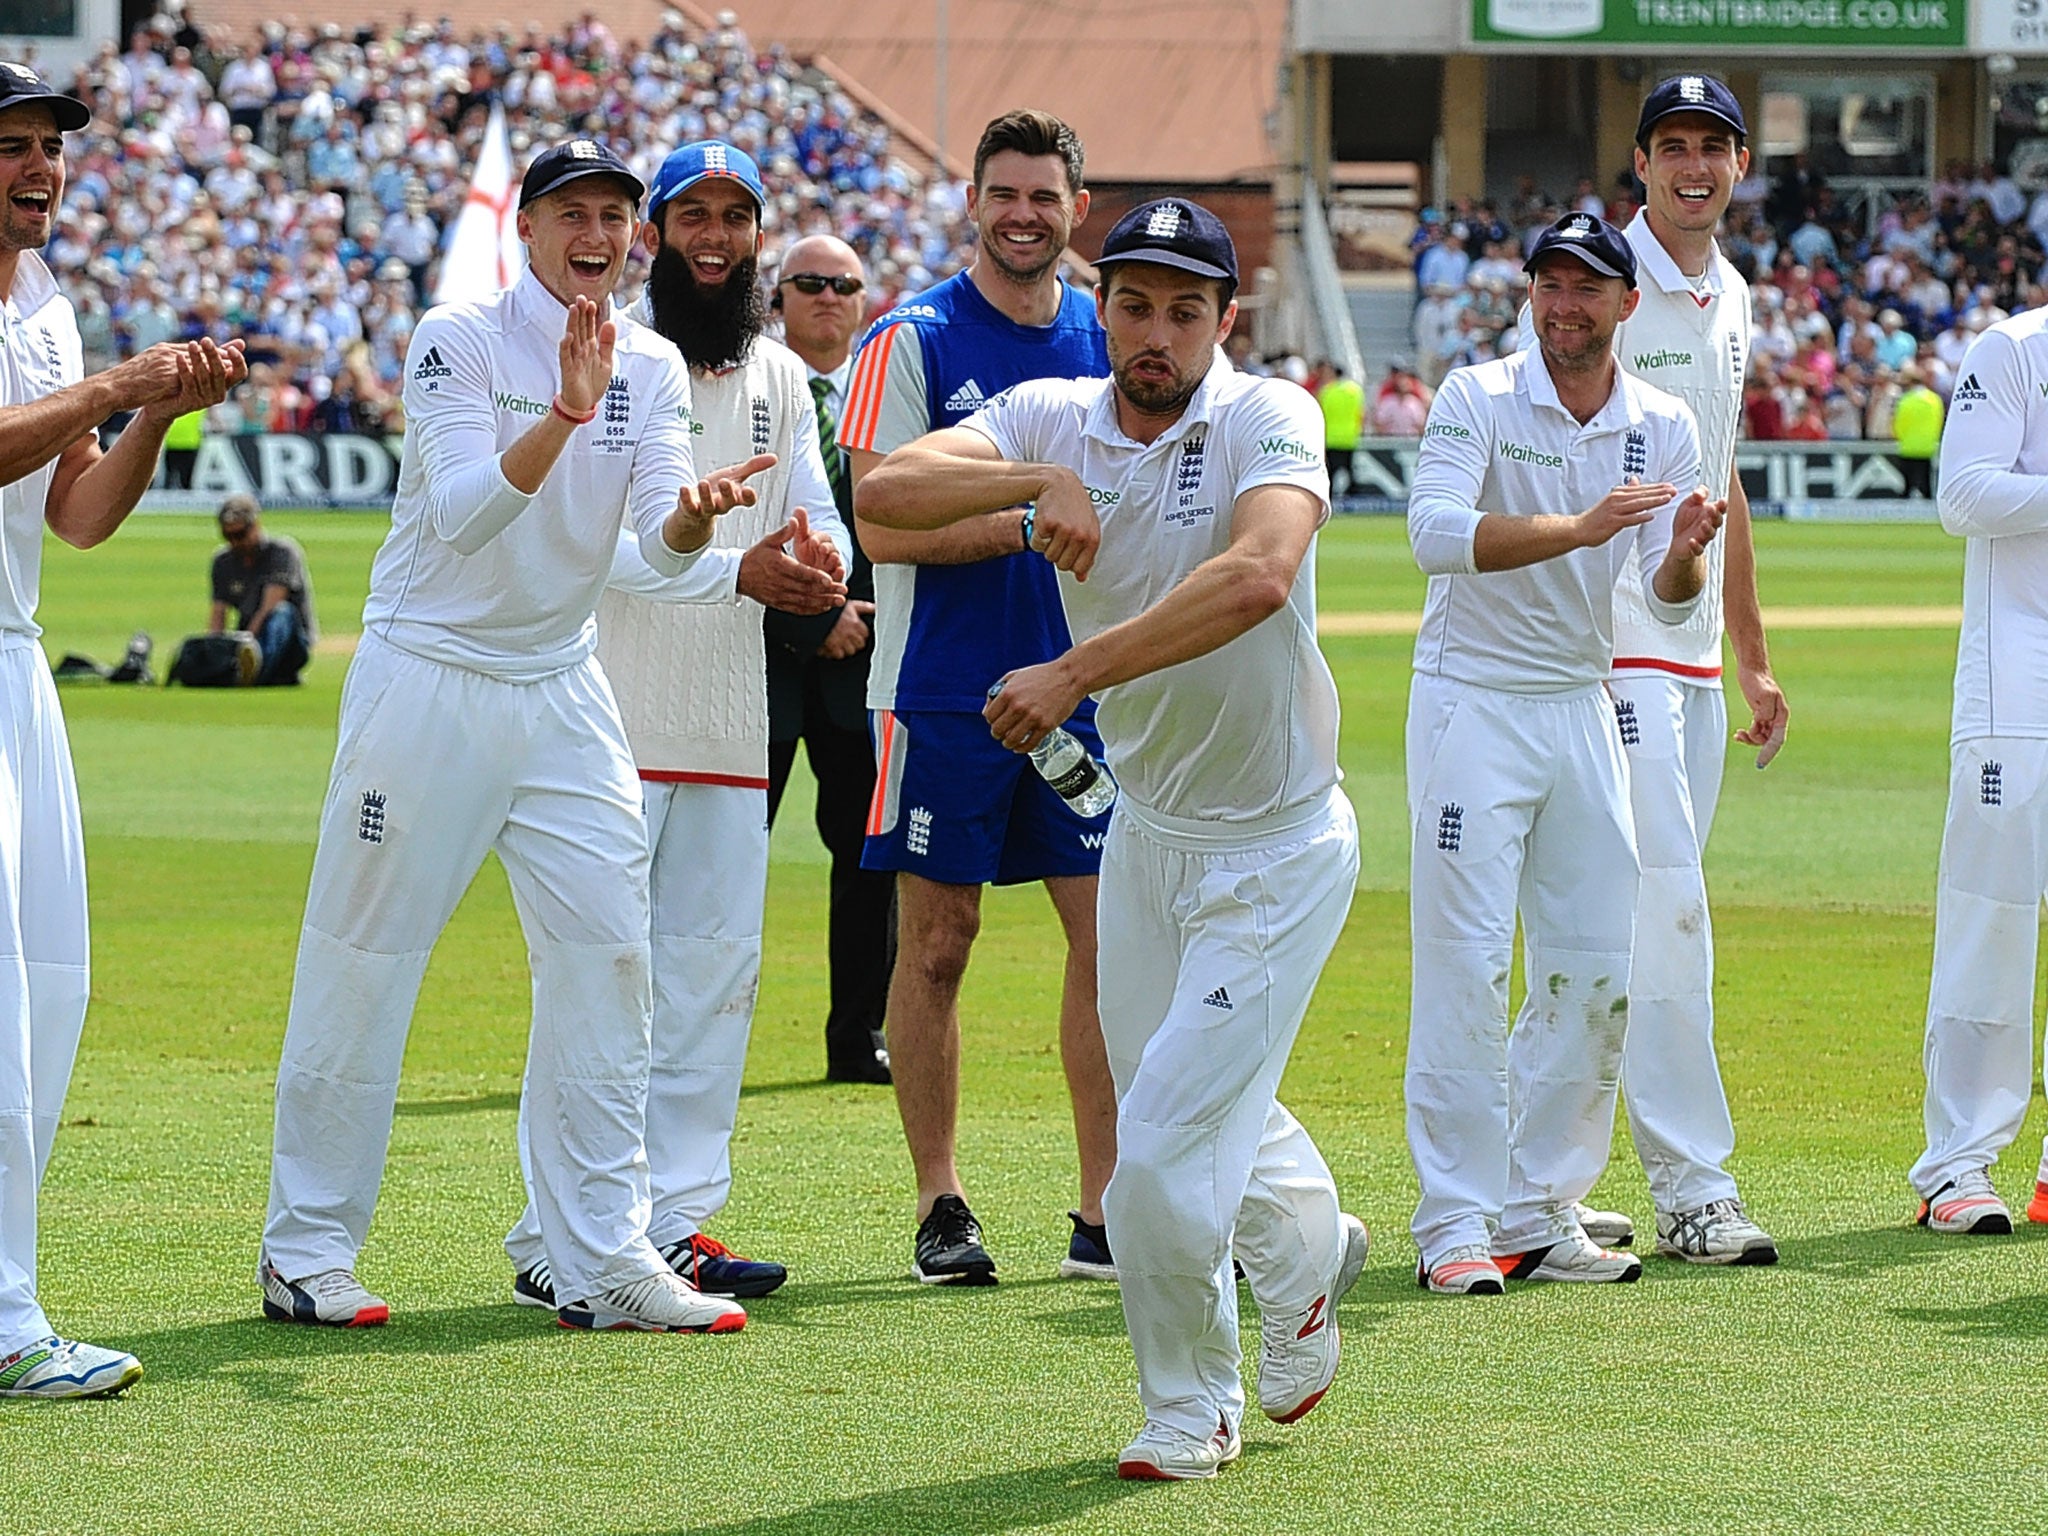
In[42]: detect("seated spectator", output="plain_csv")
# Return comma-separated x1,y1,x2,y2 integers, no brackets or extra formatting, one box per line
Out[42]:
209,495,315,686
1371,359,1432,436
1874,310,1918,371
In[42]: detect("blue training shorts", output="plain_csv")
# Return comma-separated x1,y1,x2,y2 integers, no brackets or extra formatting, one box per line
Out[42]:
862,708,1109,885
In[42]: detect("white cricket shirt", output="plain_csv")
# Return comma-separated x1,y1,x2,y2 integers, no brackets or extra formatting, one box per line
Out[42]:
362,270,699,681
597,318,849,783
1408,346,1704,696
1514,213,1748,682
965,358,1338,826
1939,307,2048,742
0,253,83,644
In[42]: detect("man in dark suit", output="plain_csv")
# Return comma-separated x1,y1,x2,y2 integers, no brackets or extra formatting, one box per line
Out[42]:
768,235,893,1084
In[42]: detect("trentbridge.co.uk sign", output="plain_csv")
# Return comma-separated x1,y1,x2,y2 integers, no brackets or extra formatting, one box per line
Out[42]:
1471,0,1968,48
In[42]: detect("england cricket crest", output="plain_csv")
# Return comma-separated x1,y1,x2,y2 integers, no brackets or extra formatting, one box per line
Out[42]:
751,395,772,456
1621,428,1648,481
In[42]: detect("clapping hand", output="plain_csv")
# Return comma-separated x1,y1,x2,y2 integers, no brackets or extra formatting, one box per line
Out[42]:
557,297,616,418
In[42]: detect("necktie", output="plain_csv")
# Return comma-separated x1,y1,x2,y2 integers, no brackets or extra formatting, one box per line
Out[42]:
811,375,850,510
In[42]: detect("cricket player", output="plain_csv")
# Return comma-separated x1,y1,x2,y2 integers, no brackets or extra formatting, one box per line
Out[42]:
860,198,1367,1481
503,140,850,1310
1514,75,1787,1265
0,61,247,1398
1407,213,1724,1296
260,138,775,1335
843,109,1118,1286
1909,304,2048,1235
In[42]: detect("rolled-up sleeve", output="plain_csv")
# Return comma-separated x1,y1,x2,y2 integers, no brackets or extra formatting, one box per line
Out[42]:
1939,331,2048,539
1407,374,1489,575
401,316,533,556
1636,406,1705,626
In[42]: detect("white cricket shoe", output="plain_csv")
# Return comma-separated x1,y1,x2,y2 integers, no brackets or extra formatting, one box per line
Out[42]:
1656,1199,1779,1265
259,1257,389,1326
1496,1230,1641,1284
556,1269,746,1333
1573,1200,1636,1248
1416,1242,1505,1296
1256,1213,1368,1424
1917,1169,2013,1235
1117,1415,1239,1481
0,1336,143,1399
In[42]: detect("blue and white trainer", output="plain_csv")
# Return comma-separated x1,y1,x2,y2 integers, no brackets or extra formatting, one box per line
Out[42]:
259,1257,389,1326
661,1233,787,1299
557,1270,746,1333
0,1336,143,1399
512,1259,556,1310
1058,1211,1116,1281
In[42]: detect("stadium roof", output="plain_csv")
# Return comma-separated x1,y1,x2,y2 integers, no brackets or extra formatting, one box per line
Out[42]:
694,0,1289,185
206,0,1289,186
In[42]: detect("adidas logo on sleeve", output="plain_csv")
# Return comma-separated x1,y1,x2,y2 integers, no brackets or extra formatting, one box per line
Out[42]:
1200,986,1234,1011
943,379,986,415
412,344,452,381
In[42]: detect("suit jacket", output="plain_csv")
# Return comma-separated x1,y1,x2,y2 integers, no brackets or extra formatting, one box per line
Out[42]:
765,431,872,740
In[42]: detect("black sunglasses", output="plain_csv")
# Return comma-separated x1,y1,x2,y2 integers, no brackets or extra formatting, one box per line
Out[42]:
780,273,865,296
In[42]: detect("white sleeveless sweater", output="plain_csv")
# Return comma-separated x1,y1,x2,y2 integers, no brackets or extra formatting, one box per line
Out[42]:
597,332,814,782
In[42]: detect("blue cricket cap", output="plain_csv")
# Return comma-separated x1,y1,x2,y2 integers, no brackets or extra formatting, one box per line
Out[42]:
1523,212,1638,288
1637,74,1747,144
647,140,766,219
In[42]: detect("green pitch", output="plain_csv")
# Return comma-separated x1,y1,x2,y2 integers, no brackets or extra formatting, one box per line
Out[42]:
7,516,2046,1535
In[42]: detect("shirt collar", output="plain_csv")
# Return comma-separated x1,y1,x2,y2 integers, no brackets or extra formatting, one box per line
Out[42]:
1520,343,1643,432
1,251,60,323
1626,210,1722,299
1080,351,1224,448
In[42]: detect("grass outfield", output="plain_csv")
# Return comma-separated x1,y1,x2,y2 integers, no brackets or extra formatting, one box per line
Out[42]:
8,515,2047,1535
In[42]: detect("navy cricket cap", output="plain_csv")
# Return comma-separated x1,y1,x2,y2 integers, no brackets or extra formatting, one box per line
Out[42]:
1636,74,1747,144
1095,198,1238,286
0,60,91,131
518,136,645,211
1523,212,1638,288
647,140,766,219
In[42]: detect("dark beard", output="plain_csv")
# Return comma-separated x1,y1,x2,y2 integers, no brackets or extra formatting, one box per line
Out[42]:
646,245,765,371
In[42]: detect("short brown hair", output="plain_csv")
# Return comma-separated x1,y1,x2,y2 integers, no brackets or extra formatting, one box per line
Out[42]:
973,109,1084,195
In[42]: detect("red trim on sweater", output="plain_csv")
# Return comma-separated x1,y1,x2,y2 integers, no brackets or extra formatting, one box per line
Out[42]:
1611,656,1723,679
638,770,771,788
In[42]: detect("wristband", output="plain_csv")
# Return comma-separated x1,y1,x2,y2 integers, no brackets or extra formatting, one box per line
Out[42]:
1020,507,1036,552
552,394,598,426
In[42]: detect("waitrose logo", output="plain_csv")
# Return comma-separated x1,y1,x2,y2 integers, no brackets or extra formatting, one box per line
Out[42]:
1499,439,1564,468
494,391,548,416
1633,348,1694,370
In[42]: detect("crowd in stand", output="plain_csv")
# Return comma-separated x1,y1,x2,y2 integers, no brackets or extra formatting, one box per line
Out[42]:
32,3,973,437
1393,160,2048,443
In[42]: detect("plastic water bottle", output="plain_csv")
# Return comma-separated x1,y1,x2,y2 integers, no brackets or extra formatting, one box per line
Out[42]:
1027,727,1117,817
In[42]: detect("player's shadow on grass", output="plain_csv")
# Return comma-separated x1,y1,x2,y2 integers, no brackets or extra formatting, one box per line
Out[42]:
624,1456,1162,1536
113,1304,545,1400
1775,1221,2048,1275
745,1273,1075,1329
1894,1293,2048,1338
394,1090,520,1116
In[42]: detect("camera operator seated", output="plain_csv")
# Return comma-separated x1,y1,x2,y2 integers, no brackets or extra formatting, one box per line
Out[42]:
208,494,316,686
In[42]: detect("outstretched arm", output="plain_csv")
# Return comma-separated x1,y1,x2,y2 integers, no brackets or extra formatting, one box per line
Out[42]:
983,484,1322,751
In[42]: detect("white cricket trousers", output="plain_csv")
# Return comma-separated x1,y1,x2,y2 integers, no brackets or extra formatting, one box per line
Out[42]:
1404,673,1640,1266
0,645,90,1354
1099,787,1356,1441
1912,737,2048,1196
264,636,670,1303
1609,674,1739,1212
507,779,766,1270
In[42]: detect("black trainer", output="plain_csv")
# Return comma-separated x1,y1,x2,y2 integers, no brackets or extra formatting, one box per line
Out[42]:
826,1026,892,1085
912,1194,998,1286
